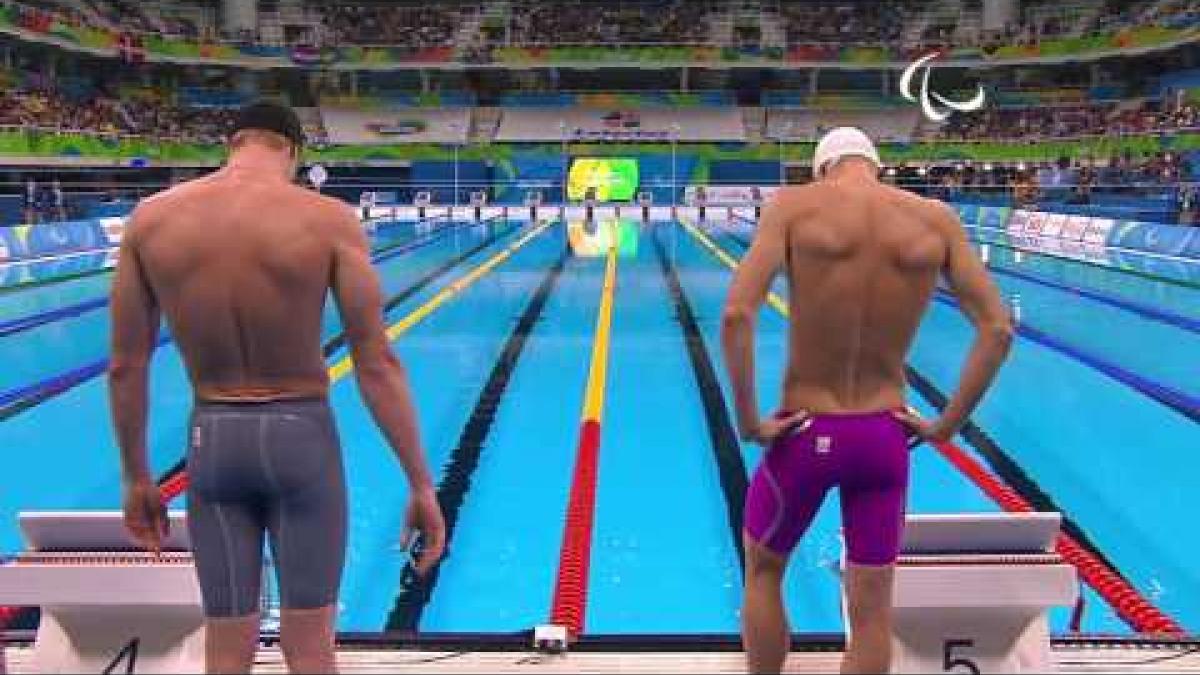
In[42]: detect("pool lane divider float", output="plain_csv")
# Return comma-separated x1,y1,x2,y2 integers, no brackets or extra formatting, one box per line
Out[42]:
157,219,555,503
929,293,1200,424
549,231,619,638
719,230,1200,425
386,251,571,632
0,220,527,423
973,233,1200,292
903,368,1185,636
985,262,1200,334
651,230,750,572
680,219,1184,636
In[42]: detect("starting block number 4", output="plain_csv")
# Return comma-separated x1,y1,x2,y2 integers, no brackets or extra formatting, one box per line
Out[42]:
32,608,205,674
102,639,140,675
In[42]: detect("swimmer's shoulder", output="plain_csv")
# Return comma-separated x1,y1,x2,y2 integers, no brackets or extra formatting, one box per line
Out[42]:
913,194,965,239
291,189,363,244
122,181,198,247
763,184,823,220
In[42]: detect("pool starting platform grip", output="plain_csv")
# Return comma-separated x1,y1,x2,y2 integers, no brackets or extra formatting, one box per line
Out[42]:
845,513,1078,674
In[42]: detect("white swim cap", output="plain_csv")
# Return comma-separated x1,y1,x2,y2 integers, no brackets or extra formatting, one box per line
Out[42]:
812,127,881,179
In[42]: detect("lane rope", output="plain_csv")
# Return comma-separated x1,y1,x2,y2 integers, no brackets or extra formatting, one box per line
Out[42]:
549,230,619,638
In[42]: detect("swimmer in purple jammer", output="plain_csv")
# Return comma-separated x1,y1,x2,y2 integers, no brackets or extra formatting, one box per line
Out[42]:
722,127,1014,674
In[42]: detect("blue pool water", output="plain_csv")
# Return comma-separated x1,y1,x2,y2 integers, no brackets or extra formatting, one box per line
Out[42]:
0,216,1196,637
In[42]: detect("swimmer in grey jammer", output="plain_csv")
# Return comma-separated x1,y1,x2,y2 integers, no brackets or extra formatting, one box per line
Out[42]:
723,127,1013,674
109,101,446,674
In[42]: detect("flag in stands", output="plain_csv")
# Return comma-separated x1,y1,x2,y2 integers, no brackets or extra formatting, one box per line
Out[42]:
117,33,144,64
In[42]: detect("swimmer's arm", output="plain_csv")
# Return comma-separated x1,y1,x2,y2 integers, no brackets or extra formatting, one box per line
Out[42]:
328,207,433,492
722,201,787,441
933,204,1014,439
108,212,159,484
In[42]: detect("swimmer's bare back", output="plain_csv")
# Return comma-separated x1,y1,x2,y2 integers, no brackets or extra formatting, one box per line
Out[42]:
725,166,1011,431
111,168,361,402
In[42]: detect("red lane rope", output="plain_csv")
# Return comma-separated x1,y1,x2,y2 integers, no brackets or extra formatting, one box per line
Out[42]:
549,419,602,637
934,439,1184,635
158,471,188,503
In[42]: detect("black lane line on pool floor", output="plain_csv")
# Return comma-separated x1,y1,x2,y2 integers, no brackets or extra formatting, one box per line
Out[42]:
652,230,750,573
153,222,525,488
715,230,1135,593
386,249,571,633
0,222,524,426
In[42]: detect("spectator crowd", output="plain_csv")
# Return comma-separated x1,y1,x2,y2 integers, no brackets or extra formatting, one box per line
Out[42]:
938,99,1200,141
0,84,237,144
508,1,712,45
319,4,465,51
4,0,1199,56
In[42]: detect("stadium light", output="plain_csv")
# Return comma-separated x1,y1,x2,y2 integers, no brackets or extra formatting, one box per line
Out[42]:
779,121,794,186
670,123,681,204
559,119,568,206
449,121,463,210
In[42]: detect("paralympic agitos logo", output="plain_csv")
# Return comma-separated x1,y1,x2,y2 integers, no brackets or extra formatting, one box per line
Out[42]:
900,52,987,122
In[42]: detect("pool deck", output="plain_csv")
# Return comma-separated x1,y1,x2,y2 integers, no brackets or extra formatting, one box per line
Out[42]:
5,643,1200,673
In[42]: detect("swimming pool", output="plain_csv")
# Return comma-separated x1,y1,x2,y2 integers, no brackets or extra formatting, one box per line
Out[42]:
0,215,1195,638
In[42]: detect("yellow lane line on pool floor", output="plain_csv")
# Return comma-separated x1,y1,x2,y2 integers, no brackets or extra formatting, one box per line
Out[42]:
327,220,555,382
582,238,619,422
679,218,789,316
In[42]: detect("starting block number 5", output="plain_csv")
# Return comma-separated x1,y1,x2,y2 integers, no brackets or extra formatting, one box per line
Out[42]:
943,640,981,674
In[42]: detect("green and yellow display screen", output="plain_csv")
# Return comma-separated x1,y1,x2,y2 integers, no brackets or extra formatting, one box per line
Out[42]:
567,219,640,258
567,158,639,202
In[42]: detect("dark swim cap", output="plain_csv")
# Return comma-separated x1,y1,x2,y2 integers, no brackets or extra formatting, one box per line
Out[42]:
231,100,305,149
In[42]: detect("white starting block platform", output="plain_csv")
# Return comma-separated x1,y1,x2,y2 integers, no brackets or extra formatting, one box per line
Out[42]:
844,513,1079,674
0,511,204,674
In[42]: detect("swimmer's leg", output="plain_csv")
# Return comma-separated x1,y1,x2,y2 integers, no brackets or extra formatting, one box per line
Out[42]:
839,417,908,675
263,402,347,674
279,606,337,674
188,492,265,673
741,428,830,674
841,564,896,675
742,537,790,674
187,411,268,674
203,615,260,675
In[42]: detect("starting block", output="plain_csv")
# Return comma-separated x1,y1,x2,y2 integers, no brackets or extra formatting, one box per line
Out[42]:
844,513,1078,674
0,511,204,674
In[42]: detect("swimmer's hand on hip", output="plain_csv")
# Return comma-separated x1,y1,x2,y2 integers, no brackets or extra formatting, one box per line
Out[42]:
123,477,168,558
892,407,954,448
742,411,812,447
